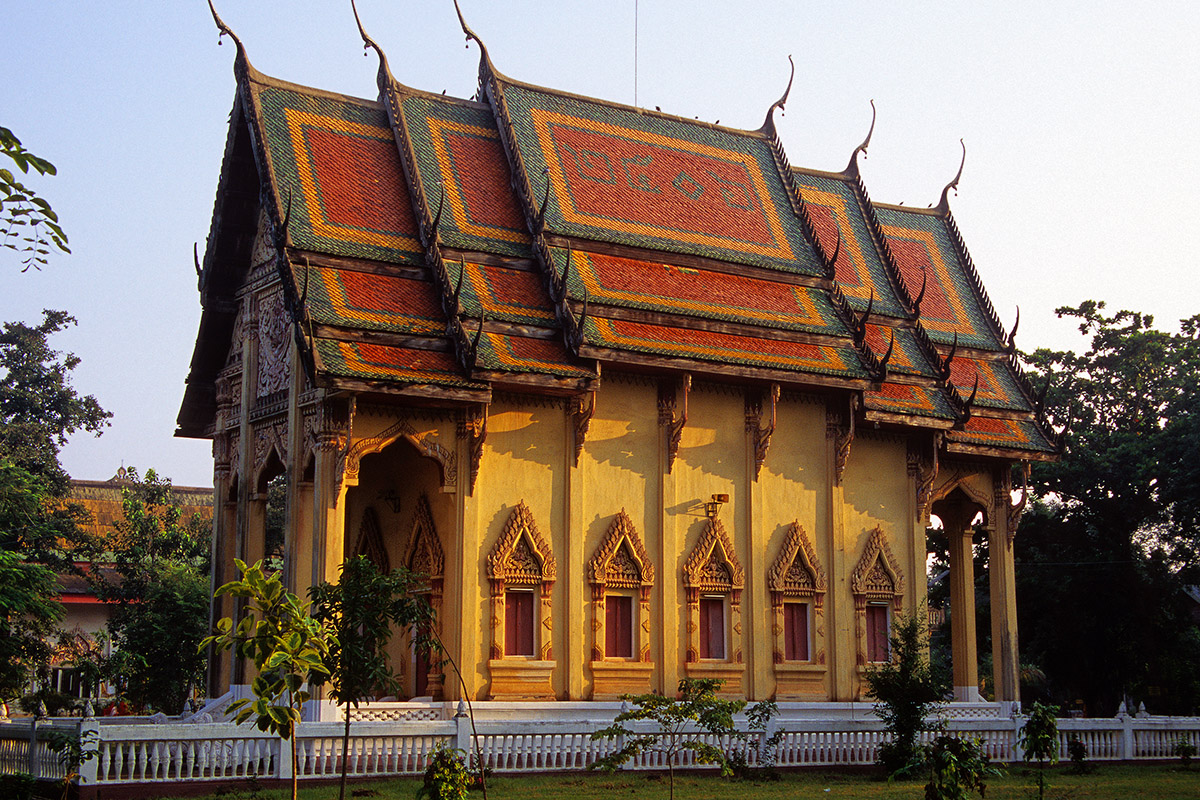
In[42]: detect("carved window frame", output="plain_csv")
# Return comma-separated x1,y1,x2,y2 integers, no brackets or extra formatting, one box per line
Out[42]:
682,518,744,665
587,510,655,663
487,502,556,661
767,522,827,665
353,506,391,572
401,494,445,698
850,527,905,667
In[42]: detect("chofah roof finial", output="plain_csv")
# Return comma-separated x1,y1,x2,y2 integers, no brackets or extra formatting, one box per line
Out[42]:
351,0,396,92
207,1,257,78
846,99,876,174
760,55,794,133
938,138,966,211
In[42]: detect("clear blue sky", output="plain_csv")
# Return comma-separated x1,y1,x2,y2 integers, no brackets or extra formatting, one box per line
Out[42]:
4,1,1198,487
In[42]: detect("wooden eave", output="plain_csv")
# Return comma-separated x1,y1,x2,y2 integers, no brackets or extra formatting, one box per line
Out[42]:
576,344,875,392
862,409,957,430
581,304,865,351
320,376,491,405
943,440,1058,462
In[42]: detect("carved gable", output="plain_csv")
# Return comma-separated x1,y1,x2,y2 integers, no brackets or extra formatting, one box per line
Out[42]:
354,506,390,572
487,501,555,587
768,522,827,599
851,527,904,607
402,493,444,582
683,518,744,595
587,510,654,590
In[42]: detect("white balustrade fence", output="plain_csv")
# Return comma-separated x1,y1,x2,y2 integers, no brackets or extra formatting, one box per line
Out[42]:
2,710,1198,791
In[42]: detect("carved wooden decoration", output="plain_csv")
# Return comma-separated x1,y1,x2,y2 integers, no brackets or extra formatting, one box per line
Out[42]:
571,391,596,467
826,396,856,486
256,288,290,399
344,419,457,493
315,398,352,500
851,527,905,666
908,435,940,523
402,494,445,698
462,404,487,495
768,522,828,666
587,510,655,663
998,462,1030,545
745,383,780,481
353,506,390,572
682,517,744,663
659,374,690,474
252,422,287,487
487,502,556,661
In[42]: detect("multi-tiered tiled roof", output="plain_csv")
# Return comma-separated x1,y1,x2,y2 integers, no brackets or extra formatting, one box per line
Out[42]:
177,4,1059,460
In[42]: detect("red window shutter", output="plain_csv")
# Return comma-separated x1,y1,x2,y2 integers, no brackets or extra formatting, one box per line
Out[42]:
700,597,725,660
784,602,809,661
606,595,633,658
866,605,889,662
414,645,429,697
505,591,535,656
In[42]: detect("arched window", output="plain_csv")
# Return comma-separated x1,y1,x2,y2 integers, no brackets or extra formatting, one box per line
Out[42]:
586,510,656,698
487,502,556,661
768,522,826,664
682,518,744,669
851,528,905,667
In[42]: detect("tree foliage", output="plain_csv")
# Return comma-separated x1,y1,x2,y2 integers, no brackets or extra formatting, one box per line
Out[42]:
591,678,779,800
204,559,330,800
89,467,210,714
865,612,944,776
1,126,69,271
0,310,110,496
1019,302,1200,714
0,310,106,698
309,556,436,800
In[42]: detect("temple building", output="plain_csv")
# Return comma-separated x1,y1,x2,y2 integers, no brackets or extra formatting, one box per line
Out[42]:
178,5,1059,708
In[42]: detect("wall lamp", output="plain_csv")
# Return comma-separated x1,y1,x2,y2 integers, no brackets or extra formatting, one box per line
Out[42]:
704,493,730,519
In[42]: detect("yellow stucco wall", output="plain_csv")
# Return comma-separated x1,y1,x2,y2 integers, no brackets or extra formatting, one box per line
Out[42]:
331,378,950,703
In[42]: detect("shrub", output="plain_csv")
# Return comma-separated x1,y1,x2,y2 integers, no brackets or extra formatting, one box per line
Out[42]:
0,773,36,800
1067,734,1089,773
865,612,944,776
924,735,997,800
1173,736,1196,769
417,745,471,800
1019,702,1059,800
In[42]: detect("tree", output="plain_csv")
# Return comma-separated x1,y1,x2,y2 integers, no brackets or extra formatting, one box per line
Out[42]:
89,467,211,714
0,310,110,497
1019,702,1059,800
865,611,945,776
308,556,436,800
204,559,331,800
0,548,62,699
591,678,779,800
1,126,69,271
0,311,108,698
1019,302,1200,714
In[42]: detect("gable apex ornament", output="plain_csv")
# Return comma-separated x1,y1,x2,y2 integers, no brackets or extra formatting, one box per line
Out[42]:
487,501,556,585
850,527,904,608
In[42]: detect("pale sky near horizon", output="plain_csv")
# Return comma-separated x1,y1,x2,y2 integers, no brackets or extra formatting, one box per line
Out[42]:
3,1,1198,488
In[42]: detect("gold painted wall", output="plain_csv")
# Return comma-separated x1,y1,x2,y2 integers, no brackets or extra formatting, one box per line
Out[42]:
339,377,949,703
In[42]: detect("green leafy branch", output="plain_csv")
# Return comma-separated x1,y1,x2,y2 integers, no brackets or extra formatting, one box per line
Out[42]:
1,126,69,271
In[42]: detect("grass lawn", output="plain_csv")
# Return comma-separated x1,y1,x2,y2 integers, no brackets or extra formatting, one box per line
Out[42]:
144,763,1200,800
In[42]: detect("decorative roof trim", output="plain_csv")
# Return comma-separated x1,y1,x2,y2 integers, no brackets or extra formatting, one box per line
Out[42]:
844,99,876,176
936,138,967,213
759,55,794,134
